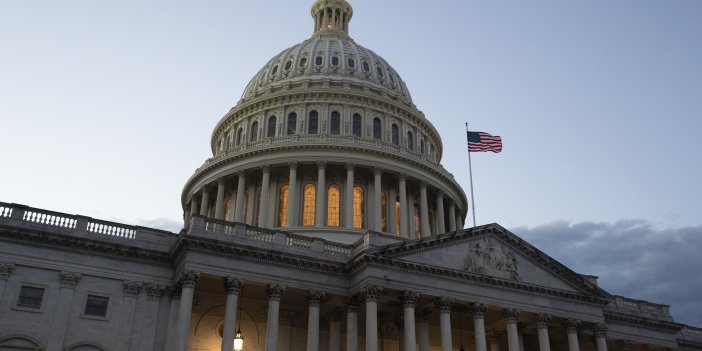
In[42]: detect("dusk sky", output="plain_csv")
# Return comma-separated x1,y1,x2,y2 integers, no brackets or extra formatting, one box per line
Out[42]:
1,1,701,326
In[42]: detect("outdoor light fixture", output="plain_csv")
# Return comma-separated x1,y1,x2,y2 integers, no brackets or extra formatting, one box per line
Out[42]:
233,286,244,351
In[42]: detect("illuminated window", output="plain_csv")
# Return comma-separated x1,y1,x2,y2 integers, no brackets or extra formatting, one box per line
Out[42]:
250,122,259,142
267,116,277,137
287,112,297,135
303,184,316,226
308,110,319,134
237,128,244,145
381,191,387,232
352,114,362,137
327,185,341,226
391,124,399,145
353,186,364,228
395,199,401,236
279,185,289,227
373,118,382,140
224,198,232,221
414,203,421,238
243,192,249,223
407,131,414,150
330,111,341,135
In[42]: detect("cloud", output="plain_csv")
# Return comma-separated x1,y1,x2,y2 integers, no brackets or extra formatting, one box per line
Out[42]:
136,217,183,233
511,220,702,327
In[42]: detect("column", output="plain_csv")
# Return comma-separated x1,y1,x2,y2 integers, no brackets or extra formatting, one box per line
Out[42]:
408,194,416,238
402,291,419,351
419,183,430,237
566,319,580,351
215,178,226,219
362,285,383,351
448,203,456,232
456,212,463,229
315,161,327,226
140,284,166,351
418,308,430,351
436,192,445,234
234,172,246,222
199,188,210,216
345,163,355,228
398,175,408,237
306,290,326,351
0,262,15,300
374,168,382,231
164,285,181,351
47,271,81,351
175,271,200,351
222,277,244,351
619,340,631,351
388,187,397,235
489,332,502,351
535,314,551,351
329,308,342,351
265,284,286,351
503,308,520,351
472,303,488,351
189,198,198,221
259,166,271,227
227,189,236,221
287,163,298,227
346,296,360,351
437,297,453,351
594,324,608,351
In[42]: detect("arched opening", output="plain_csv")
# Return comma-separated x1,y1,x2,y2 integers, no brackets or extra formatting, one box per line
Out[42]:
381,191,387,232
0,336,42,351
308,111,319,134
373,118,382,140
287,112,297,135
278,185,289,227
352,113,362,137
420,139,425,154
224,198,232,222
327,184,341,227
302,184,316,226
391,124,399,145
407,131,414,150
267,116,277,137
395,197,401,236
353,186,364,228
250,122,259,142
237,128,244,146
330,111,341,135
413,203,421,238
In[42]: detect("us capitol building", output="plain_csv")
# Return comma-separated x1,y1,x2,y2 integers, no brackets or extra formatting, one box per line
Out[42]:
0,1,700,351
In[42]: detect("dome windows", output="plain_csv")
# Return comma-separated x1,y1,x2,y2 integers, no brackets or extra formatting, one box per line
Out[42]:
299,57,308,67
330,111,341,135
331,56,339,66
250,122,259,142
407,131,414,150
347,58,355,68
271,65,279,75
362,61,370,72
284,60,292,71
315,56,323,65
267,116,277,137
376,66,384,78
352,113,362,137
373,118,382,140
237,128,244,146
391,124,399,145
308,110,319,134
287,112,297,135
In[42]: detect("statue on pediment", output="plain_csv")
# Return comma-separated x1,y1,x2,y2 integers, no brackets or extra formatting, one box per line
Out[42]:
465,238,520,281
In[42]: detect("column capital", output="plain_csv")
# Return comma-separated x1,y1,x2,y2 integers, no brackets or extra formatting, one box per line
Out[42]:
288,161,298,170
420,181,427,189
400,290,419,307
595,323,608,337
0,262,15,280
236,169,248,177
261,164,271,173
317,160,327,169
501,308,519,322
60,271,81,289
218,177,226,185
472,302,488,319
167,284,182,300
361,284,383,302
345,294,361,312
535,313,551,329
266,284,286,301
374,167,383,175
123,280,143,297
417,307,431,322
619,339,632,351
436,296,454,313
223,277,244,295
345,162,355,171
306,290,326,306
565,318,580,333
177,270,200,289
145,283,166,300
399,173,407,181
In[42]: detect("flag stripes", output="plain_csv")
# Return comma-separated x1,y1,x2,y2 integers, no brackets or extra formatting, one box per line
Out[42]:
467,131,502,153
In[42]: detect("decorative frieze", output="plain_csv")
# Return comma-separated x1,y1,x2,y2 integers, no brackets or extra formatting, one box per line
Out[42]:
223,277,244,295
123,280,143,297
401,290,419,308
0,262,15,280
465,237,519,281
60,271,81,289
306,290,326,306
266,284,286,301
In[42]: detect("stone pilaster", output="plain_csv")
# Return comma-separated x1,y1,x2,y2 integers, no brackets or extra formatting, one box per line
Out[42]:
47,271,81,351
140,283,166,351
306,290,326,351
594,323,608,351
346,295,360,351
401,291,419,351
362,285,383,351
0,262,14,300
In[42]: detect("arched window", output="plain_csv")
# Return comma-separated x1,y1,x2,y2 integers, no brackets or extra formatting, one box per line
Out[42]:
279,185,289,227
353,186,364,228
407,131,414,150
224,198,232,222
381,191,387,232
287,112,297,135
327,184,341,227
302,184,316,226
414,203,421,238
243,192,249,224
330,111,341,135
250,122,259,142
308,110,319,134
267,116,277,137
237,128,244,146
391,124,399,145
352,113,362,137
373,118,382,140
395,198,401,236
420,139,425,154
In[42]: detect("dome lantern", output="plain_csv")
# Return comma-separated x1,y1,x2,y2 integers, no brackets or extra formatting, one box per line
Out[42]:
311,0,353,37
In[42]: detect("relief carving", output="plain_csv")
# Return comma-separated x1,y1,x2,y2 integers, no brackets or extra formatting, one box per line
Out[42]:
465,238,520,281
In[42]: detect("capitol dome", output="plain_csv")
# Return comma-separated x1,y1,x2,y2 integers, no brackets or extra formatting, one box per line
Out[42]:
182,0,468,243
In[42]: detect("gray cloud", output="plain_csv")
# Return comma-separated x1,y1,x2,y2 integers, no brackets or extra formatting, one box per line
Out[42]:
511,220,702,327
136,217,183,233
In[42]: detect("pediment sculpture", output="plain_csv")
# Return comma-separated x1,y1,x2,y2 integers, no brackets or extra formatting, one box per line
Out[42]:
465,238,520,281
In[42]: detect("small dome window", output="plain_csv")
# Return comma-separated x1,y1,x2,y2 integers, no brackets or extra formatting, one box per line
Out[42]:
362,61,370,72
284,60,292,70
271,65,279,75
331,56,339,66
347,58,355,68
389,73,395,84
315,56,323,65
299,57,308,67
376,66,384,78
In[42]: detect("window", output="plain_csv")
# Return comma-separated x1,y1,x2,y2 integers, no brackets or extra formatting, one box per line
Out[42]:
315,56,323,65
224,198,232,221
237,128,244,146
347,58,355,68
414,203,421,238
407,131,414,150
420,139,425,154
284,60,292,70
250,122,259,142
299,57,308,67
271,65,278,75
353,186,364,228
330,111,341,135
243,192,249,223
308,110,319,134
376,66,384,77
363,61,370,72
327,185,340,227
389,73,396,84
395,199,401,236
267,116,277,137
17,286,44,309
381,191,387,232
287,112,297,135
331,56,339,66
84,295,109,317
279,185,289,227
391,124,399,145
302,184,316,226
352,113,362,137
373,118,382,140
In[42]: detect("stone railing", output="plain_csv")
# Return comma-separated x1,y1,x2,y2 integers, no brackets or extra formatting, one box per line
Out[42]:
609,295,673,321
0,202,174,249
681,326,702,340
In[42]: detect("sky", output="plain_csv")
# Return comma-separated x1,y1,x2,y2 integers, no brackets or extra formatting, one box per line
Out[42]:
1,1,701,326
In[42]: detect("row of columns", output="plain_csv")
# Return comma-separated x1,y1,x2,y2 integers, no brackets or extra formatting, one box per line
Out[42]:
190,162,465,236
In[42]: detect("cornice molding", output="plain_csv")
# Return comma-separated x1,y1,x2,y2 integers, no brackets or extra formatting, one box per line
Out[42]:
603,310,684,332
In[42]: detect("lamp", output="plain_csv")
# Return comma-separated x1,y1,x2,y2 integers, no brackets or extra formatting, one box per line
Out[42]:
233,286,244,351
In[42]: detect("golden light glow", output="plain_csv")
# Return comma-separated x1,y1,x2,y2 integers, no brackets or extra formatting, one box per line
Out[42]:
279,185,289,227
224,198,232,222
381,191,387,232
327,185,340,227
302,184,316,226
395,200,401,236
353,186,364,229
413,204,421,238
243,192,249,223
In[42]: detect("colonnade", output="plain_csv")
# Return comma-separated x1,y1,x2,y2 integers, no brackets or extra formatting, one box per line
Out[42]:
170,272,619,351
186,162,465,238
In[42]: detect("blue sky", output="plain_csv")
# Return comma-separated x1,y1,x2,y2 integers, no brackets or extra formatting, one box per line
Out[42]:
1,1,701,325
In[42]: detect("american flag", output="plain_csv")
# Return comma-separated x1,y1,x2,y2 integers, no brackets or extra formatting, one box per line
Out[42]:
467,131,502,153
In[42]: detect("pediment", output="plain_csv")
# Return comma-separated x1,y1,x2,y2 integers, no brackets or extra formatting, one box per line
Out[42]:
370,224,602,296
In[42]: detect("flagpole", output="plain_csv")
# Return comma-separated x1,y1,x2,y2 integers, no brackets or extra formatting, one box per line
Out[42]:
465,123,477,227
